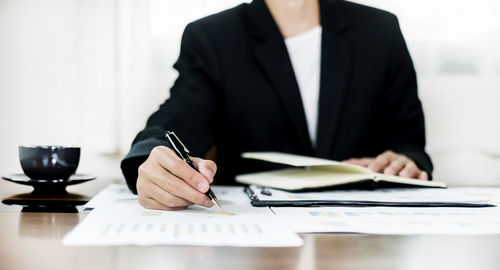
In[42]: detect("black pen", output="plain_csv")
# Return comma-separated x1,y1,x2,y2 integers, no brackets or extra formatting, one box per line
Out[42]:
165,131,221,209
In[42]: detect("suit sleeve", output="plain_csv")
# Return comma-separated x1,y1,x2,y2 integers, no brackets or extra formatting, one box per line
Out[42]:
120,22,221,193
381,16,434,177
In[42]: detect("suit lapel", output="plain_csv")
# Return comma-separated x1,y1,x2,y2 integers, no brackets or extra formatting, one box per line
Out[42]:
245,0,351,157
253,41,314,155
316,0,352,158
247,0,313,155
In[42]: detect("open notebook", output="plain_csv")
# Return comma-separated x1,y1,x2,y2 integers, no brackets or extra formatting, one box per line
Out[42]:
236,152,446,191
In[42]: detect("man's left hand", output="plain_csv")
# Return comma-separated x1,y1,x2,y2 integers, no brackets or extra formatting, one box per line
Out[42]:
343,150,428,180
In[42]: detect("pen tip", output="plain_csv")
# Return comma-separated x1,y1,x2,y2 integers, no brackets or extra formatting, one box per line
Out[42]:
213,198,222,209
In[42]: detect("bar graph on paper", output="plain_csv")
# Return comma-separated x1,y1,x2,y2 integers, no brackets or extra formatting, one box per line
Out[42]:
272,207,500,234
97,208,264,238
98,220,264,239
63,186,303,247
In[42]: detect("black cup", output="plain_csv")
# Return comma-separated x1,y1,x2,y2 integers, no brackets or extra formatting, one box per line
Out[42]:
19,146,80,180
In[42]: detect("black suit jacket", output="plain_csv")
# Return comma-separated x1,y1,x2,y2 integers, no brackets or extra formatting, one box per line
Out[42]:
121,0,433,193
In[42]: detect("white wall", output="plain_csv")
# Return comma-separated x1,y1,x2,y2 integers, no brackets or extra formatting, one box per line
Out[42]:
0,0,499,185
0,0,117,174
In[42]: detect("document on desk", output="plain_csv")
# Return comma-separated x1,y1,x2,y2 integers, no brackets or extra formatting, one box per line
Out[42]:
452,187,500,205
63,185,303,247
247,185,494,207
271,206,500,234
83,183,136,209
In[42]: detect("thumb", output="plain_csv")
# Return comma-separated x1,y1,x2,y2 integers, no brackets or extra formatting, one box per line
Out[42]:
192,157,217,184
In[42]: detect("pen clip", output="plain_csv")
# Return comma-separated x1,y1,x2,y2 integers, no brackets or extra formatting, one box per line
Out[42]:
166,131,190,159
170,131,190,155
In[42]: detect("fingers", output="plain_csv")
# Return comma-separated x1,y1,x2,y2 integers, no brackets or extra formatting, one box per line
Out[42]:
350,150,429,181
384,156,407,175
140,180,193,208
144,163,212,207
418,171,429,181
368,151,396,173
138,196,187,211
343,158,374,167
152,146,210,193
192,157,217,184
137,146,217,210
399,162,420,179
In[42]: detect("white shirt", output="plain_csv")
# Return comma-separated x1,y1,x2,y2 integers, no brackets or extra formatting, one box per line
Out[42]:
285,26,322,147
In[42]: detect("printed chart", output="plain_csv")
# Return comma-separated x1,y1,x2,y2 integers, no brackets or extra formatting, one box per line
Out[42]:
64,186,303,247
272,206,500,234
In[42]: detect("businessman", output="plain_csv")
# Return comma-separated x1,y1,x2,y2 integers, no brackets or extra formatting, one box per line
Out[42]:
121,0,433,210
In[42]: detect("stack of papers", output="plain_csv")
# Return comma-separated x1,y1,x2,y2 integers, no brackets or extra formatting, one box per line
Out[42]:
64,185,303,247
64,184,500,247
247,185,494,207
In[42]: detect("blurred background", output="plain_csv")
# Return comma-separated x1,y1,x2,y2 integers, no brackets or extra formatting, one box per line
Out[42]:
0,0,499,185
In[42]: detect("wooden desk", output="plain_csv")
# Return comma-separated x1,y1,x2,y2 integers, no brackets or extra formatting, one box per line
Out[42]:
1,176,500,270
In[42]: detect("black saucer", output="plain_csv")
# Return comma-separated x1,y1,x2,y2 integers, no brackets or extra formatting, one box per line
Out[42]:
2,192,89,213
2,173,96,194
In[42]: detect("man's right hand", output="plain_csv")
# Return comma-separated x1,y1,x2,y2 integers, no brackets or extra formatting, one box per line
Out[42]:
136,146,217,210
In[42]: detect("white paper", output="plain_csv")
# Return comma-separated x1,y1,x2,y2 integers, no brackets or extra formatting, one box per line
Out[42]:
452,187,500,205
64,185,303,247
242,152,346,167
250,185,493,206
272,205,500,234
83,184,136,209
